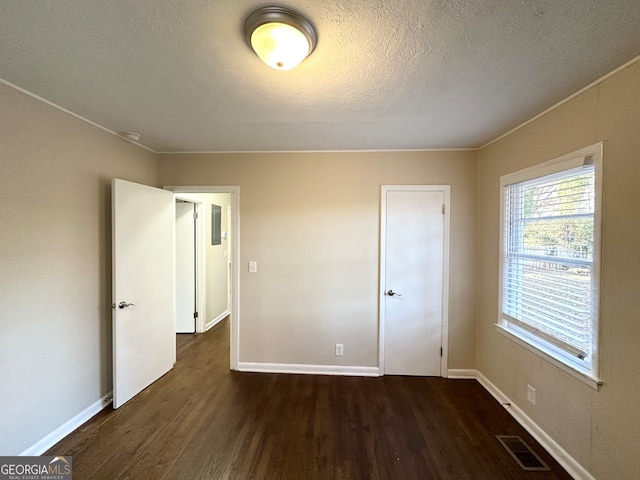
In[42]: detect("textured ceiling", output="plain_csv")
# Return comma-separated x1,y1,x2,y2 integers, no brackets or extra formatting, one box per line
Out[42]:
1,1,639,152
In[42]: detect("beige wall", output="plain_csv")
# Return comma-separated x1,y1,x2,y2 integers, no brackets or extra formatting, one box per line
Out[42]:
159,151,477,369
3,54,636,474
0,83,477,453
0,83,157,454
476,60,640,479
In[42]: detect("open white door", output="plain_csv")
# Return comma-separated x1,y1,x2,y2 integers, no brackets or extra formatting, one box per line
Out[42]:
112,179,175,408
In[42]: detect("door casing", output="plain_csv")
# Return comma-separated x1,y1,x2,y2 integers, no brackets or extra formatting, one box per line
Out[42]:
379,185,451,377
165,186,240,371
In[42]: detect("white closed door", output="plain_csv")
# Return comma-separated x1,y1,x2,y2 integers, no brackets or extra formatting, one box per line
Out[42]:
175,202,196,333
381,186,449,376
112,179,175,408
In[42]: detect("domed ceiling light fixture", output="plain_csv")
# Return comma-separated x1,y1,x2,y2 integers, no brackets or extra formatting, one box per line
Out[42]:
243,6,317,70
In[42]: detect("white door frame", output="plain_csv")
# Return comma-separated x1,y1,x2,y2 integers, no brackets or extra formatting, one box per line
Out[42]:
379,185,451,377
173,195,205,333
165,186,240,371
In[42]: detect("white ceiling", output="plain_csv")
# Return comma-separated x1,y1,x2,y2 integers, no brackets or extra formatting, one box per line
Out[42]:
1,1,639,152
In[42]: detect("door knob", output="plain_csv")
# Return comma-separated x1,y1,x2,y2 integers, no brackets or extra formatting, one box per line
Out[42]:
386,290,402,297
117,301,136,309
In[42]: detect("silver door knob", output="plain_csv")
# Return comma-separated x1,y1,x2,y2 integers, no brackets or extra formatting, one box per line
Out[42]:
386,290,402,297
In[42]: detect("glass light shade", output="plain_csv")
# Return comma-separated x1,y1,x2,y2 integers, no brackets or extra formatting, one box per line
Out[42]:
250,22,311,70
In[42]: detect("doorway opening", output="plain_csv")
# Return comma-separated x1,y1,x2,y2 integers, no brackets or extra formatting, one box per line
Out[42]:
167,186,240,371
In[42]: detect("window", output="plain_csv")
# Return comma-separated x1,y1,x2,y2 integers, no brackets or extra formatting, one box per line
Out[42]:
498,143,602,386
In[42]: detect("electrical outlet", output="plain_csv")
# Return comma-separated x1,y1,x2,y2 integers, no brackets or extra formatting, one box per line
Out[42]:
527,384,536,405
335,344,343,356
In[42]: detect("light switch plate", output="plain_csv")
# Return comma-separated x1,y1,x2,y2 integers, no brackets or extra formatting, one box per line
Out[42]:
248,261,257,273
527,384,536,405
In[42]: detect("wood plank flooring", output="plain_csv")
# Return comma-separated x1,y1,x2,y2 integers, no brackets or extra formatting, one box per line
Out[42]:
47,319,573,479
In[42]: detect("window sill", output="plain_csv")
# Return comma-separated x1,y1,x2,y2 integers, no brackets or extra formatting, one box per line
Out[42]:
495,324,602,391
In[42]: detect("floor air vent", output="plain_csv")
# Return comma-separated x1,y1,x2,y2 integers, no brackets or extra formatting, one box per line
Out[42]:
496,435,550,471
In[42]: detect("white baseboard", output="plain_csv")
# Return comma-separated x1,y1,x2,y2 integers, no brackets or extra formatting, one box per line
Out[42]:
20,392,112,456
238,362,380,377
447,369,477,379
475,371,595,480
205,310,230,332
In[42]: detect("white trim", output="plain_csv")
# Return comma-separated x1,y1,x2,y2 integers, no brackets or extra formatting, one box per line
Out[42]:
20,392,112,456
0,77,474,154
476,372,595,480
447,369,477,379
499,152,587,187
195,201,207,333
379,188,388,375
379,185,451,377
498,142,603,384
499,143,601,188
495,326,601,390
206,309,230,331
238,362,380,377
156,148,477,154
164,186,240,371
0,78,156,153
441,187,451,378
481,54,640,149
4,55,638,156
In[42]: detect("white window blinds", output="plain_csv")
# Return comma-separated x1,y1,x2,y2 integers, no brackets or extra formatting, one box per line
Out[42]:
502,162,595,361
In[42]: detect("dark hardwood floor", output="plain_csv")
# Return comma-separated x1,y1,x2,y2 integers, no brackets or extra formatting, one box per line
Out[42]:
47,319,572,479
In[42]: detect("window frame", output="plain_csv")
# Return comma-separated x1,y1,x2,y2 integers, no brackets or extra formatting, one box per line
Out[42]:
497,142,603,390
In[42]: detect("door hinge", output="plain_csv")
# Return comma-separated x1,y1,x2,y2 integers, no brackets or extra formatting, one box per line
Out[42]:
440,347,443,357
442,204,446,214
194,312,198,318
193,212,198,219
